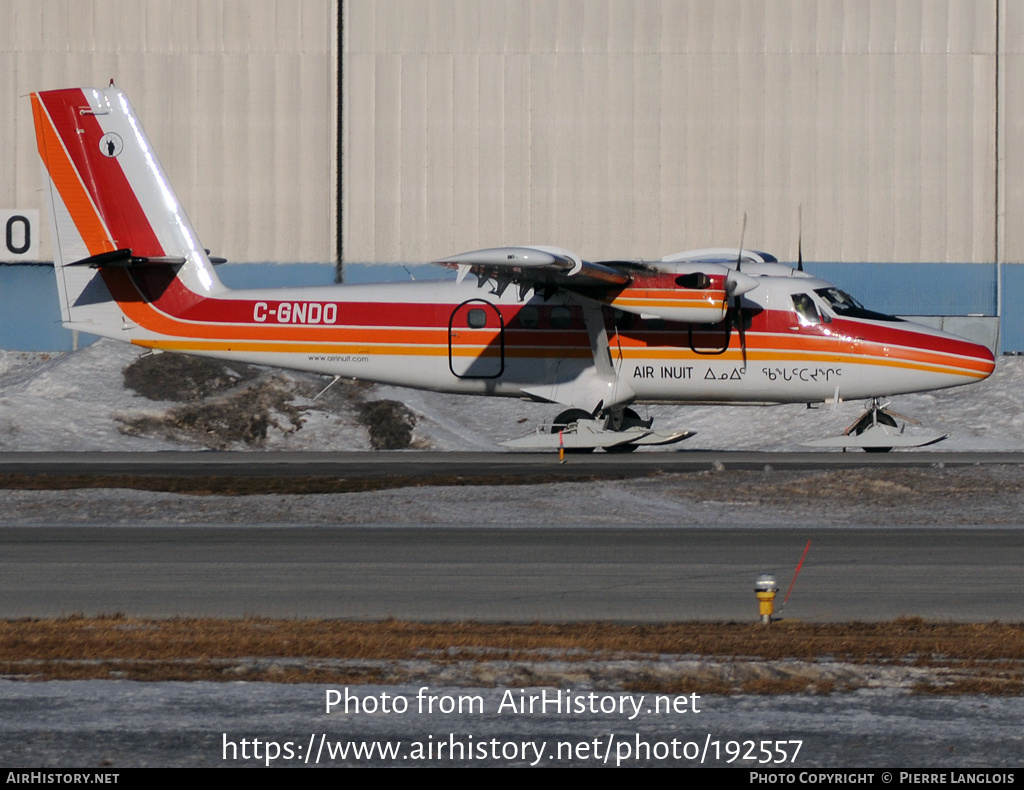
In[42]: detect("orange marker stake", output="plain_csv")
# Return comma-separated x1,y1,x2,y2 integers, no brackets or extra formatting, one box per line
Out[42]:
558,430,565,463
781,540,811,611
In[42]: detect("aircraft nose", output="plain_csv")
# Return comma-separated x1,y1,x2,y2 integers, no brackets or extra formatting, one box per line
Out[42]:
973,340,996,380
946,333,996,384
904,322,997,393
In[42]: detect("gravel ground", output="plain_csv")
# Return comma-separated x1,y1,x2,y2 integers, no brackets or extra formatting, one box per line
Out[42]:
1,465,1021,528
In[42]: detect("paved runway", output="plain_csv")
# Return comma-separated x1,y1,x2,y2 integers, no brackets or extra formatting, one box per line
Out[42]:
3,525,1022,622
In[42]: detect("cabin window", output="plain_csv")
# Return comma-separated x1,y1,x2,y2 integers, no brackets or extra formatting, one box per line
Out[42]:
466,308,488,328
517,306,539,328
550,306,572,329
675,272,711,289
689,319,731,354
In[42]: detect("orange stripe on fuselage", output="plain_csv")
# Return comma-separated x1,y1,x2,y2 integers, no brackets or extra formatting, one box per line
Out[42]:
614,345,989,379
134,336,986,379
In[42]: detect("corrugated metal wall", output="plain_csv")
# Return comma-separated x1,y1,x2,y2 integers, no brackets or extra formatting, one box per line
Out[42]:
4,0,1022,276
1001,0,1024,270
343,0,1000,265
1,0,337,264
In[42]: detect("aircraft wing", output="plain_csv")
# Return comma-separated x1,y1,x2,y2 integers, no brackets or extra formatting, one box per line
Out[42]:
435,245,757,324
435,246,630,298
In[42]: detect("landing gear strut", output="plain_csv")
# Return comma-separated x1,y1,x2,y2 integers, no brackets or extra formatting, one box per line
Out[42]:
848,401,899,453
602,408,652,452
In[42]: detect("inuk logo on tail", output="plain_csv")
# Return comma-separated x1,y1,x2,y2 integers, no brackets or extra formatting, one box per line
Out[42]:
99,133,123,158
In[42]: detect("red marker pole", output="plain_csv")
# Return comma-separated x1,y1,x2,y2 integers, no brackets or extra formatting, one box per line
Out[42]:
782,540,811,610
558,429,565,463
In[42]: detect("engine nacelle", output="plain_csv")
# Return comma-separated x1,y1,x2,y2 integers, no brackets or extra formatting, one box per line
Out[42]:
603,264,758,324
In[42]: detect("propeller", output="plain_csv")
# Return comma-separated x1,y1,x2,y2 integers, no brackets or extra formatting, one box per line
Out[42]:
733,213,748,370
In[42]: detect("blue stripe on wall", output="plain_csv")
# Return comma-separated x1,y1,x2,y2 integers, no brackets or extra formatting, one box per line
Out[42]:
805,262,998,316
1000,263,1024,353
0,265,70,351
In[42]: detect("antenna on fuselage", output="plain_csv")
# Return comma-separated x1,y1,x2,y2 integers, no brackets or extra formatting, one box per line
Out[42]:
797,205,804,272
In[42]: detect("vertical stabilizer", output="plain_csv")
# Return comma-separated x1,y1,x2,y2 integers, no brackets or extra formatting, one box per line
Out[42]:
31,87,223,335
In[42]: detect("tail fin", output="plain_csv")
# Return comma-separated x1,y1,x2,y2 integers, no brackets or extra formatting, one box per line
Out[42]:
31,87,222,336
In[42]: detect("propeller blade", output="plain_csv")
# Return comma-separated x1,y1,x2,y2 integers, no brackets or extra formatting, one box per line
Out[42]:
735,212,748,369
735,212,747,272
735,295,747,370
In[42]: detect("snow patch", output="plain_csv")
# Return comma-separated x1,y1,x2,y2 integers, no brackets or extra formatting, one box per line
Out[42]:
1,339,1022,452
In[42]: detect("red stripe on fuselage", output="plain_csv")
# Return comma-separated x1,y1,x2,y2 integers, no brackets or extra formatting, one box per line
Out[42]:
109,267,993,368
821,316,988,361
109,268,596,346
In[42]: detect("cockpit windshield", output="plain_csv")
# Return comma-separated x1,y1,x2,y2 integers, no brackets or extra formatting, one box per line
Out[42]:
813,287,903,322
814,288,863,311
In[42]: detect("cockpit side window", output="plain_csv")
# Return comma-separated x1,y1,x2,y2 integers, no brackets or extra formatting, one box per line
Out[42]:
792,293,821,325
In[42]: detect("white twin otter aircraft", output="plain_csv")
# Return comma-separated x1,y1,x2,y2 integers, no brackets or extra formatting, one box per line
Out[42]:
31,86,995,452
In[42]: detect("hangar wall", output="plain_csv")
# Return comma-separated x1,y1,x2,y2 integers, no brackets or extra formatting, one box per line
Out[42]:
3,0,1014,267
0,0,337,264
342,0,1001,265
4,0,1024,350
1001,0,1024,270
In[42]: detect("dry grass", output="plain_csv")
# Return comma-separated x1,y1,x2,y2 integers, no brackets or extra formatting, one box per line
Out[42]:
7,616,1023,662
2,616,1023,693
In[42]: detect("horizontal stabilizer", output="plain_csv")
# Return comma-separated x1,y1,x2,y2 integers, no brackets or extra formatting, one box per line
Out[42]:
68,248,187,268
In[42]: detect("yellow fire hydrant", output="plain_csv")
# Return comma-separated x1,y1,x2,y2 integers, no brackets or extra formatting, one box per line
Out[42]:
755,573,778,625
